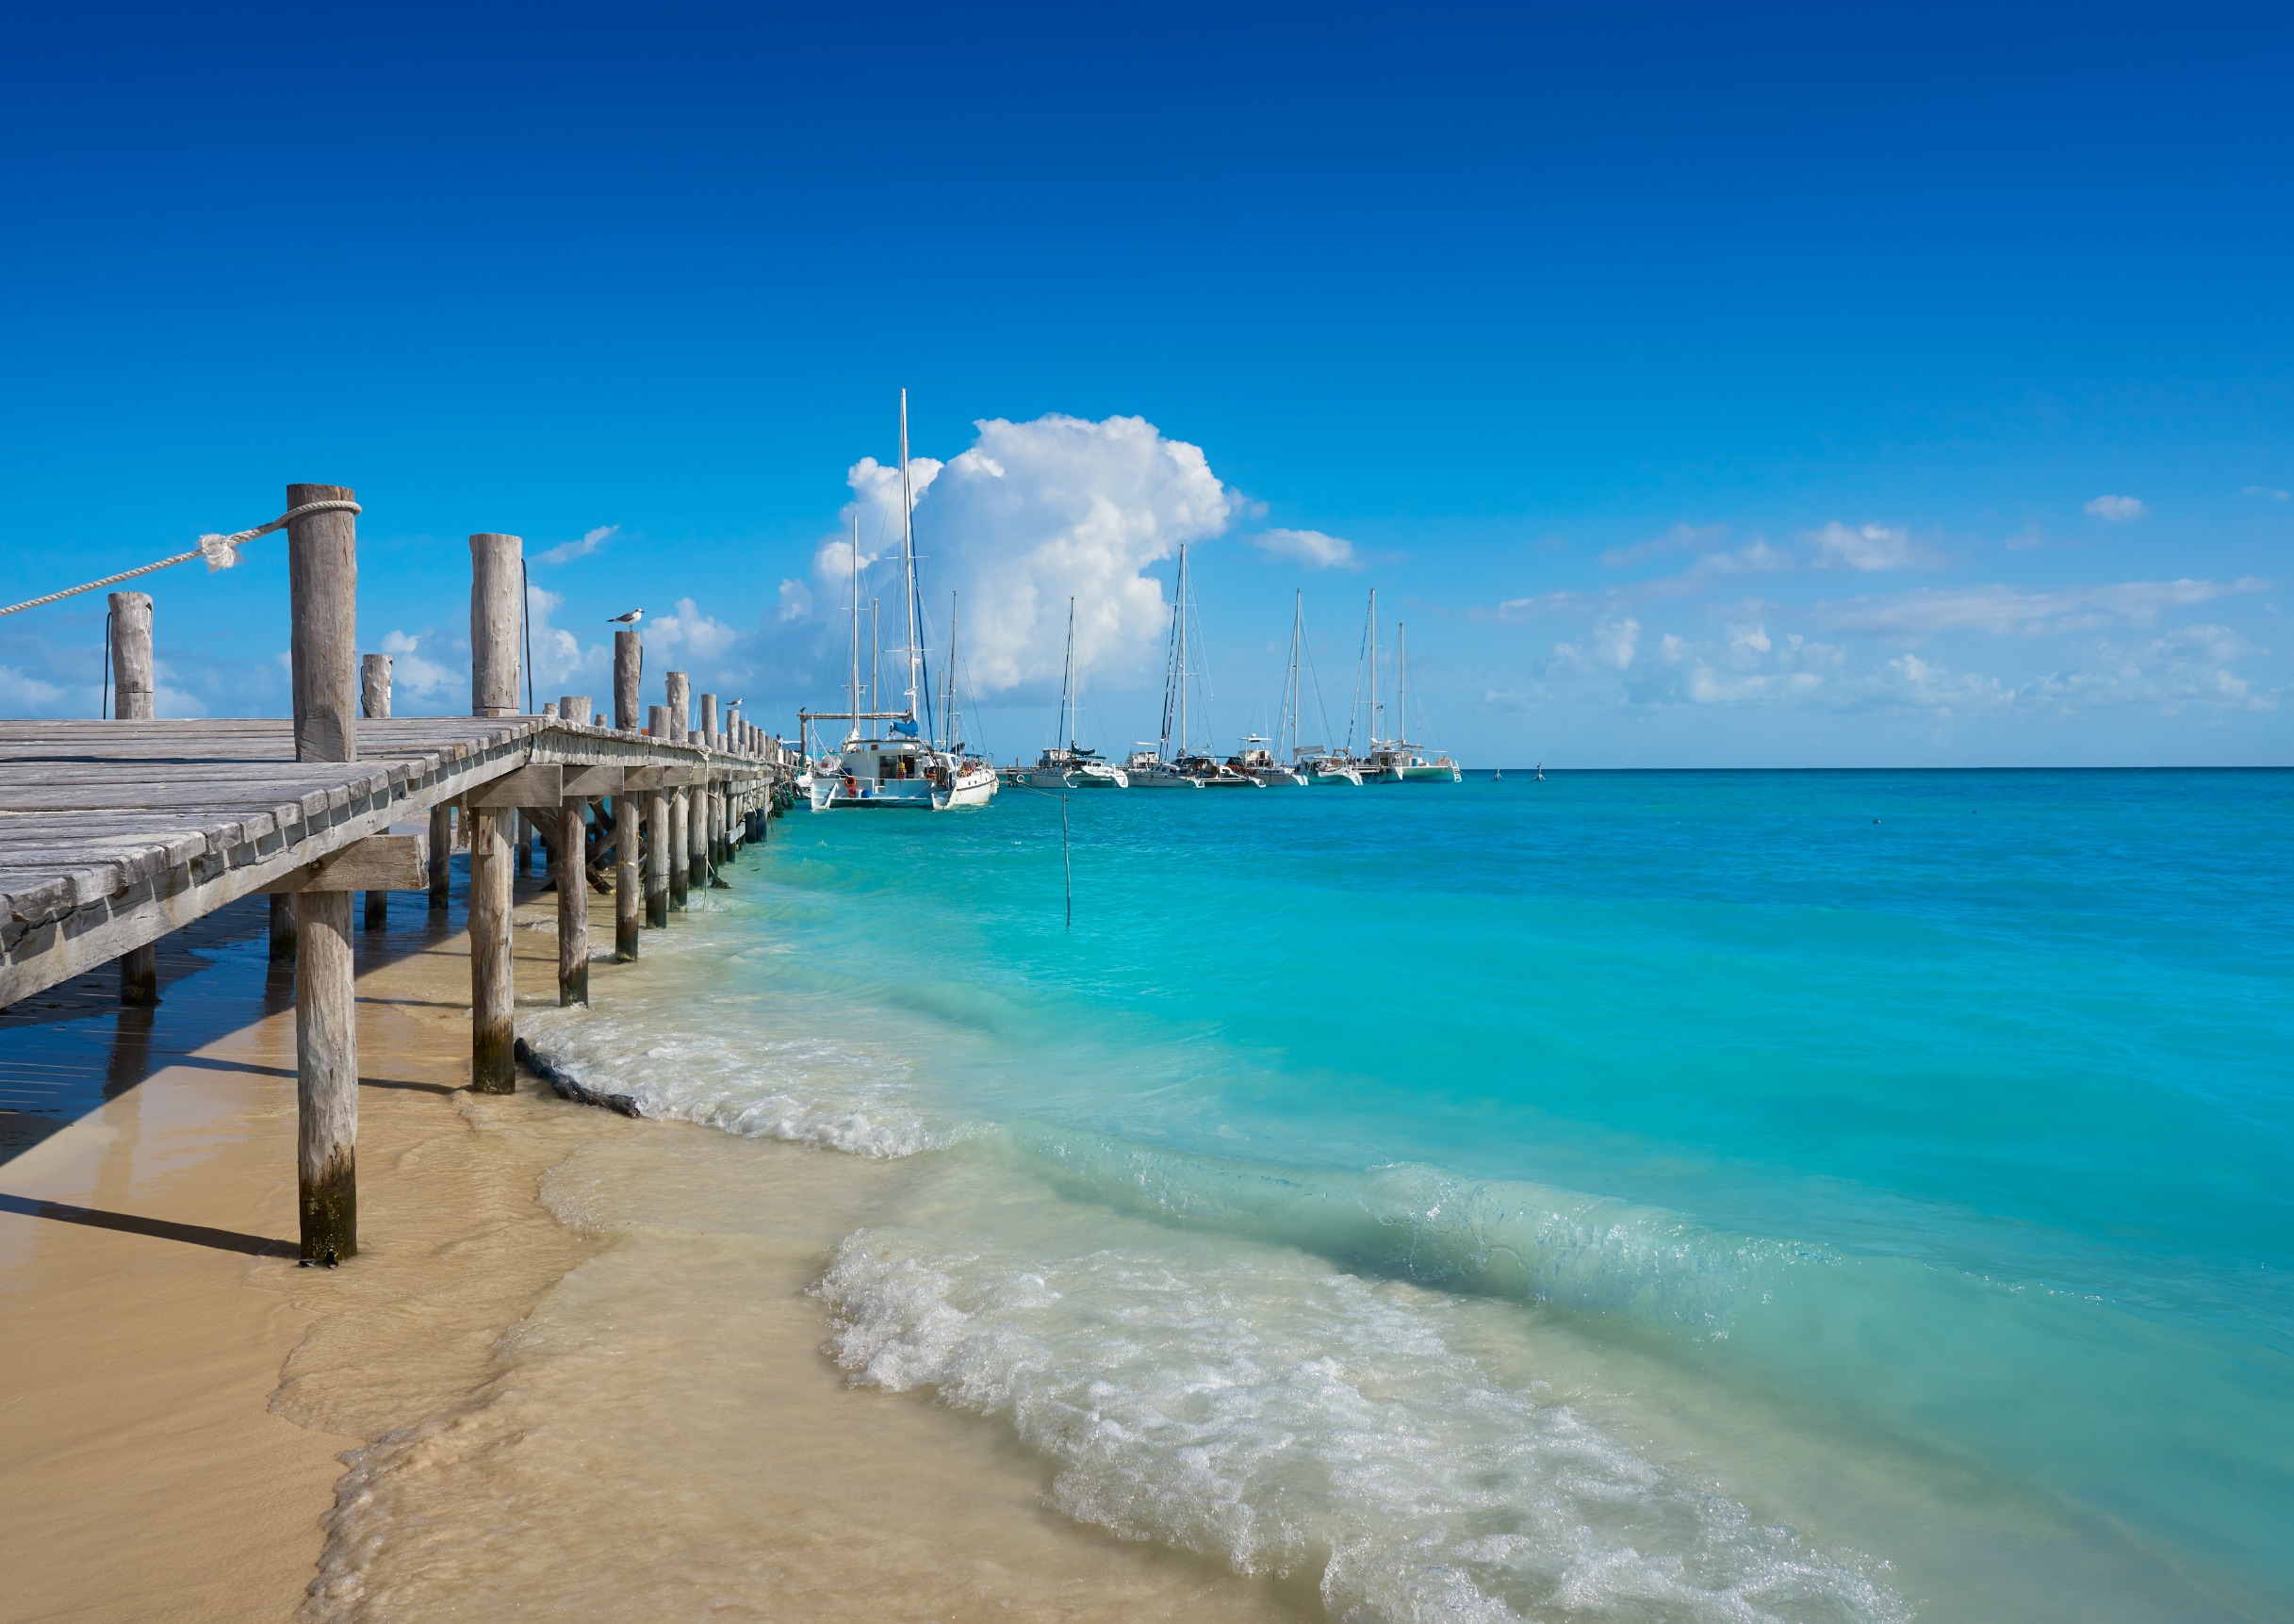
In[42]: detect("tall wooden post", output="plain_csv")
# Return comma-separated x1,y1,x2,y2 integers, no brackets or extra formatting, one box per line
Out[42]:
287,483,359,1265
360,654,392,931
664,673,691,910
614,630,642,733
107,591,161,1005
428,804,451,910
270,894,298,959
646,705,672,928
615,789,641,960
698,695,722,875
558,795,588,1005
468,533,521,1094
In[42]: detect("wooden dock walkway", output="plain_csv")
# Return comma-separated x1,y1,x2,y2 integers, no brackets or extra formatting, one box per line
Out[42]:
0,484,798,1264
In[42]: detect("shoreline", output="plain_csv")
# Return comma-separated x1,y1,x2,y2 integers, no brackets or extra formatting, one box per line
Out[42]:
1,878,1307,1623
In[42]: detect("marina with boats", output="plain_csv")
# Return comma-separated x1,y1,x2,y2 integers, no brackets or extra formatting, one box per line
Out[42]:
801,397,1466,809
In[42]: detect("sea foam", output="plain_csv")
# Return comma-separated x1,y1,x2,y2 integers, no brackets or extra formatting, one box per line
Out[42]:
816,1223,1908,1624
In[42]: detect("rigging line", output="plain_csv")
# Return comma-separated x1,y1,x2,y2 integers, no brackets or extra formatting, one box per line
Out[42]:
521,559,535,716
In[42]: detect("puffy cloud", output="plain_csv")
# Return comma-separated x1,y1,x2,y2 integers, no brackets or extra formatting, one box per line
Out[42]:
775,578,812,622
1820,577,2263,637
1551,615,1641,673
525,584,609,691
649,596,744,662
1252,527,1359,569
1812,521,1921,571
536,524,620,566
808,413,1233,694
2085,494,2148,523
377,628,462,701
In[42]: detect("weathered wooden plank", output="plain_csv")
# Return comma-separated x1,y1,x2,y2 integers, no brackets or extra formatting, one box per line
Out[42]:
261,833,429,894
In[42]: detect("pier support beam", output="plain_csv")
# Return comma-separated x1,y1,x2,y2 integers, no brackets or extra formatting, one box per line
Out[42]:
468,806,515,1091
360,653,392,932
646,705,672,927
287,482,361,1265
468,532,522,1093
558,795,589,1005
664,673,691,909
107,590,161,1005
270,894,298,960
428,804,451,910
615,793,642,958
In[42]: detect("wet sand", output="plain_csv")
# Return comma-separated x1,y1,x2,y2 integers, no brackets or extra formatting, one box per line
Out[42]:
0,888,1306,1623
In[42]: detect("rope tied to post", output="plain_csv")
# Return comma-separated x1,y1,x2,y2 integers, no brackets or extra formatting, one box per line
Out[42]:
0,499,364,618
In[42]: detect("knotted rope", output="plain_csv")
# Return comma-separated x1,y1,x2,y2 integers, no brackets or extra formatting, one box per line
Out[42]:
0,499,363,618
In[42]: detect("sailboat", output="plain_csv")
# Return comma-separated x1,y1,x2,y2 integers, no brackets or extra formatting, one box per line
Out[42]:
1025,599,1128,788
1362,614,1462,784
1165,544,1258,787
804,390,1000,811
1274,589,1357,785
1234,590,1309,785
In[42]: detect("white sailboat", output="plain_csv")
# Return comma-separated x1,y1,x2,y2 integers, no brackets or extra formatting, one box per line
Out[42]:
1159,543,1258,788
805,390,999,811
1025,599,1128,788
1362,615,1461,783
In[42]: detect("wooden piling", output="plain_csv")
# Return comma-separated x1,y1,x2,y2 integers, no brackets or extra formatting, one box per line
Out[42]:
615,789,642,959
287,483,359,1264
270,894,298,960
614,630,642,731
360,653,392,931
469,534,523,718
468,806,515,1091
558,795,588,1005
107,591,161,1004
646,705,672,928
468,533,520,1093
428,804,451,910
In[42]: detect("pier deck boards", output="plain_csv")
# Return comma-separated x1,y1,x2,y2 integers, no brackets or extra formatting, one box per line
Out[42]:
0,716,768,1008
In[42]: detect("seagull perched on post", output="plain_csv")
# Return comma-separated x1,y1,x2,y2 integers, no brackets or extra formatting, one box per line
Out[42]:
606,608,644,625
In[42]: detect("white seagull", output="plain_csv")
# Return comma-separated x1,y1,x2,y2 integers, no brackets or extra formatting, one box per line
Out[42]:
606,608,644,625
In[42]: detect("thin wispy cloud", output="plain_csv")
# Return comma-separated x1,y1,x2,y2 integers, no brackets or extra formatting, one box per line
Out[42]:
2242,485,2290,501
536,524,620,565
1819,577,2263,637
1252,527,1360,569
2084,495,2147,523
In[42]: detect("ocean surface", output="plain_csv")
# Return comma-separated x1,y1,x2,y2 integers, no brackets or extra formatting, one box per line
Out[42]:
508,768,2294,1623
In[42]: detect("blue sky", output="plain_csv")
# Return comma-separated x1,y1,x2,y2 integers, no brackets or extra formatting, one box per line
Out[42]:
1,2,2287,764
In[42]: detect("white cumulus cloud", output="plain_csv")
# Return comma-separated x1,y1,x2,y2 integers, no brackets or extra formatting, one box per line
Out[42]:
377,628,462,701
1812,521,1921,571
1252,527,1359,569
809,413,1234,694
2085,494,2148,523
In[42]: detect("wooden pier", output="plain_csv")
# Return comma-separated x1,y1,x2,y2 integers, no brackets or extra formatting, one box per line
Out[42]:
0,486,795,1264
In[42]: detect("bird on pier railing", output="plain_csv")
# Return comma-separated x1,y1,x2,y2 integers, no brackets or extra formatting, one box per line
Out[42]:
607,608,644,625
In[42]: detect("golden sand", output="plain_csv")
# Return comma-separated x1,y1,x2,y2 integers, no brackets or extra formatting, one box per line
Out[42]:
0,897,1306,1623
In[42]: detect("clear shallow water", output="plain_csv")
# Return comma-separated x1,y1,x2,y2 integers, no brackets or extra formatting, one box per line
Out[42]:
524,769,2294,1622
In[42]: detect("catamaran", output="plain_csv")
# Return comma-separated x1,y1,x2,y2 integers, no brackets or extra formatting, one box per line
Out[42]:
1358,603,1461,783
804,391,999,811
1024,599,1128,788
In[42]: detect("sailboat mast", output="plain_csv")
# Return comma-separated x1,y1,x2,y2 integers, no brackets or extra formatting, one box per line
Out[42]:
870,599,879,717
1399,620,1408,747
848,511,861,735
1286,589,1303,760
899,388,922,723
1060,598,1076,753
1176,545,1189,757
945,591,959,750
1367,588,1380,745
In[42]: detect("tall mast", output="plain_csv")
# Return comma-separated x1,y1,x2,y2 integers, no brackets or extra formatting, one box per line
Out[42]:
1158,566,1179,761
1173,546,1190,757
945,591,959,751
898,389,922,724
870,599,879,718
1398,619,1408,747
847,510,861,739
1060,598,1076,752
1367,588,1380,746
1285,589,1303,760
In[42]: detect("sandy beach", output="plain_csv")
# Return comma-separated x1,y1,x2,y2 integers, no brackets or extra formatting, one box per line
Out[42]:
0,888,1304,1624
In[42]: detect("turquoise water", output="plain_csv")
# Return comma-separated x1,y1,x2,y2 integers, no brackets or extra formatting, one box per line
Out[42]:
530,769,2294,1621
